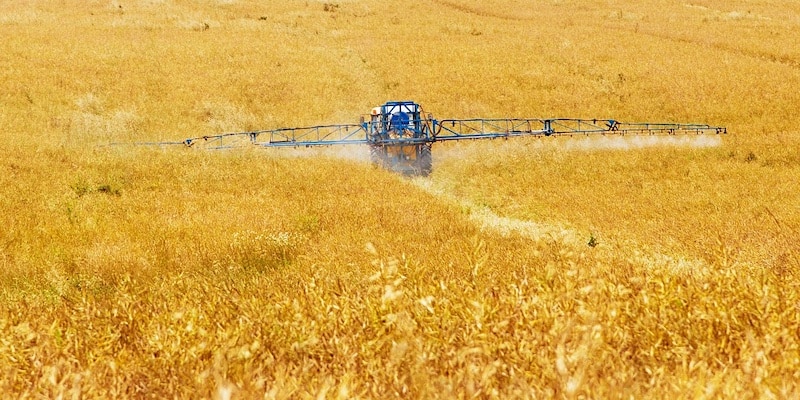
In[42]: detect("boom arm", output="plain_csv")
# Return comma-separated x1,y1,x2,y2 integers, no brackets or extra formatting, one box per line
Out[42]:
432,118,726,141
183,124,369,149
178,118,724,149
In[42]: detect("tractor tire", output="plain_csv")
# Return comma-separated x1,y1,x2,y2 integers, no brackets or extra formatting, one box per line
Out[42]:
417,144,433,177
369,145,384,168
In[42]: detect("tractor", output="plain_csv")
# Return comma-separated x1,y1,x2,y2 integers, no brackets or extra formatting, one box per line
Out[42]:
145,100,726,176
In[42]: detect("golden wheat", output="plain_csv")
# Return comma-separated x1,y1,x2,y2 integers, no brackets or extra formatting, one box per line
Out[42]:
1,0,799,398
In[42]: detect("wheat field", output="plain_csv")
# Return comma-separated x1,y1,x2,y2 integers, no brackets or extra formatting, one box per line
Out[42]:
1,0,799,398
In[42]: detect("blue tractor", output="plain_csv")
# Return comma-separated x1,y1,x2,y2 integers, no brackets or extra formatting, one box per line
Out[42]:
365,101,434,176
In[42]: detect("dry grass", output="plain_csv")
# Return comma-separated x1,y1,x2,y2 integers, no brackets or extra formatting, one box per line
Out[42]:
1,0,800,398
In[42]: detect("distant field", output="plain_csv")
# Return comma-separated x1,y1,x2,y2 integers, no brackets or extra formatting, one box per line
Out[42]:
1,1,799,398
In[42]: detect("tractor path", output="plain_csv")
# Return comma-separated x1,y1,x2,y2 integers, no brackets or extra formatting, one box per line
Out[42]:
412,176,714,279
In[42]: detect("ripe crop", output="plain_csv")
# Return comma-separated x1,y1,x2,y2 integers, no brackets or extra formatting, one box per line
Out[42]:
1,0,799,398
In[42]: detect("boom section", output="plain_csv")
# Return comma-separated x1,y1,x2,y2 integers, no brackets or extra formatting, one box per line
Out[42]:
183,123,368,149
433,119,547,141
433,118,726,140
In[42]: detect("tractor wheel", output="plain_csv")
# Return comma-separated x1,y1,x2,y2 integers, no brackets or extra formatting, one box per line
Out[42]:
369,145,384,168
417,144,433,176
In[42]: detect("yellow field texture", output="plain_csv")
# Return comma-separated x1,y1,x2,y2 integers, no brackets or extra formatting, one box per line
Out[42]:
1,0,800,398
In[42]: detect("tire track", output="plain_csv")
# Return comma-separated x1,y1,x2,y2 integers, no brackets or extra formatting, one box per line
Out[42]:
614,26,800,70
413,177,583,245
411,176,712,277
428,0,532,21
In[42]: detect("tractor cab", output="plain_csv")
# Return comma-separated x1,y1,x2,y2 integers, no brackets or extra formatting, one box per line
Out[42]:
368,101,430,141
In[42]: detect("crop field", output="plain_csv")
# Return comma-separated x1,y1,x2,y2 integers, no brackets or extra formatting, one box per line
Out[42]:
2,0,800,398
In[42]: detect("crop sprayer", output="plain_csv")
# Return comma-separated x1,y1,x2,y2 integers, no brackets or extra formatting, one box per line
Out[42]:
144,100,726,176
